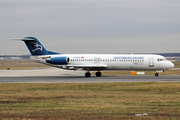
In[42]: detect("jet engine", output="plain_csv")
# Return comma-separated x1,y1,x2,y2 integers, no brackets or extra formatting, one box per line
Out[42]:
46,57,69,64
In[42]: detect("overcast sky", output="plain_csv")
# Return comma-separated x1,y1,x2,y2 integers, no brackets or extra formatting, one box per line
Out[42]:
0,0,180,55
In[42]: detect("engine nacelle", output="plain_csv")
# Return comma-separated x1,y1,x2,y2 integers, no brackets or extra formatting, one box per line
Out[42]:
46,57,69,65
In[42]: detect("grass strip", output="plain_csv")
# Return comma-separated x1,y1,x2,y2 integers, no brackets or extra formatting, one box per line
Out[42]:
0,82,180,119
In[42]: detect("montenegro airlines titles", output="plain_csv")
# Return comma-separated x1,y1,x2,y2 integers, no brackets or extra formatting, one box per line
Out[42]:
13,37,174,77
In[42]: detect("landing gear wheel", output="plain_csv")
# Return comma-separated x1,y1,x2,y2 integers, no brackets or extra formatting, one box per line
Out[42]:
155,73,159,77
85,72,91,77
96,72,101,77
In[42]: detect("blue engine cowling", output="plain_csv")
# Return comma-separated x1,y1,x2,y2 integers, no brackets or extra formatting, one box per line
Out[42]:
46,57,69,65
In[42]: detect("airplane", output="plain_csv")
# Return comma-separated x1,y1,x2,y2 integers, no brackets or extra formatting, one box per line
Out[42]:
12,37,174,77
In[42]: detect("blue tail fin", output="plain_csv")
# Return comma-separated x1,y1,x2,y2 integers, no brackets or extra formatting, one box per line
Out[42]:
22,37,49,55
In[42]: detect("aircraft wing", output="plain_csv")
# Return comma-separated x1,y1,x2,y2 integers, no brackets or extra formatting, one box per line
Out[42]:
65,64,108,70
67,64,108,68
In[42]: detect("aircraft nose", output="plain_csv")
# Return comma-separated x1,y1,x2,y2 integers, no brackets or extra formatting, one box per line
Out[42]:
168,62,174,68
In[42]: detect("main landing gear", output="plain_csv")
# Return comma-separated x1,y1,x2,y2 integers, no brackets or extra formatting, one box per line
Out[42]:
85,71,102,77
95,72,101,77
155,73,159,77
85,72,91,77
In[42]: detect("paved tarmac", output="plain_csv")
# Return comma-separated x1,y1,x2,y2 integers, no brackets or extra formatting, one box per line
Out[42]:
0,76,180,83
0,68,180,83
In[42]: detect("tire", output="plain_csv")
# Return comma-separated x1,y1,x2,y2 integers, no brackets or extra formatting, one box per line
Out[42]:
96,72,101,77
155,73,159,77
85,72,91,77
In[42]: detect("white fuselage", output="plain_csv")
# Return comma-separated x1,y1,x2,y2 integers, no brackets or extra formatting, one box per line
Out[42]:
30,54,174,71
15,37,175,77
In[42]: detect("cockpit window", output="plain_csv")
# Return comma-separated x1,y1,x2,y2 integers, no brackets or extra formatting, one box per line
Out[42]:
163,58,167,61
157,58,167,61
157,58,163,61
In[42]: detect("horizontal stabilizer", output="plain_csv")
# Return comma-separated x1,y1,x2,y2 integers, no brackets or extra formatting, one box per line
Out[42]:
9,38,35,41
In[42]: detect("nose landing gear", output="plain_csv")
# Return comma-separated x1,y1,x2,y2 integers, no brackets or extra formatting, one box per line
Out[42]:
155,73,159,77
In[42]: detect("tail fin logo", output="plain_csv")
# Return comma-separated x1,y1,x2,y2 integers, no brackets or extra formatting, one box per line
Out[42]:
29,42,43,52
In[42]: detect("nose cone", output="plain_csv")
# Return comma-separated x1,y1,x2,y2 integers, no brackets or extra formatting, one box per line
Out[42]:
168,62,174,69
161,61,174,69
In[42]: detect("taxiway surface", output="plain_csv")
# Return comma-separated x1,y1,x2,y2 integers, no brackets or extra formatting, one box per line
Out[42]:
0,68,180,83
0,76,180,83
